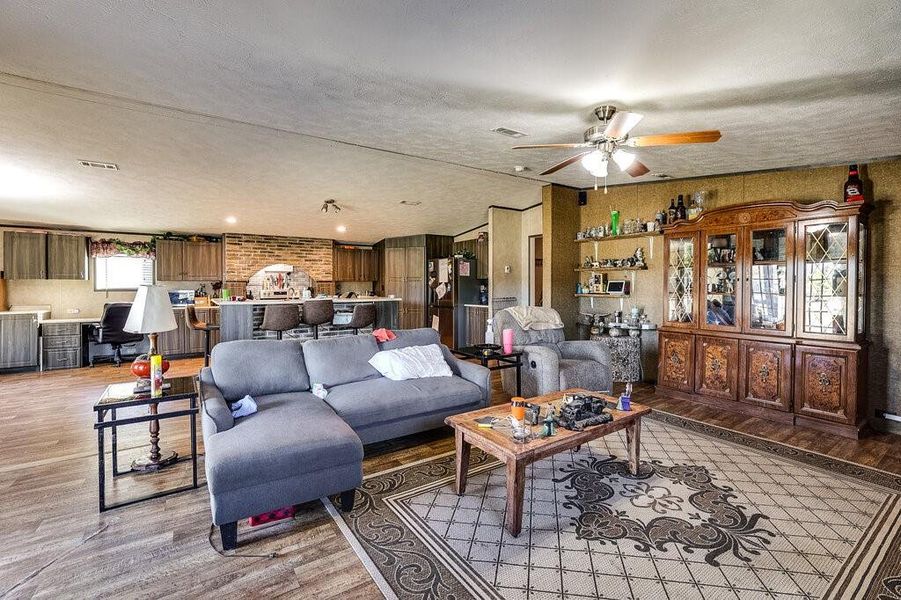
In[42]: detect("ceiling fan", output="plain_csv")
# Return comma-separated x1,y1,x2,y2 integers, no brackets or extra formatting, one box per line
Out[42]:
512,105,721,192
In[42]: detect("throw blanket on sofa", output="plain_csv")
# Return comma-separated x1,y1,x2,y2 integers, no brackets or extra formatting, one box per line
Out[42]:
504,306,564,331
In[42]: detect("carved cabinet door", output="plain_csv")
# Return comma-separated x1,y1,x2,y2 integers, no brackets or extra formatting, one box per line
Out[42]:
657,332,695,393
694,336,739,401
738,340,792,411
794,346,858,424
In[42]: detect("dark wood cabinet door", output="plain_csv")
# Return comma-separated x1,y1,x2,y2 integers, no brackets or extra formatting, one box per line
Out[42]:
738,340,792,411
657,331,695,393
184,242,221,280
694,335,739,401
3,231,47,279
155,240,184,281
794,346,858,424
47,234,88,280
475,239,489,279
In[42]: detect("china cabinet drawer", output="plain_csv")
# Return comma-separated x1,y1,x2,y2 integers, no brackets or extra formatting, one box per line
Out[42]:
657,332,695,393
694,336,739,401
738,340,792,411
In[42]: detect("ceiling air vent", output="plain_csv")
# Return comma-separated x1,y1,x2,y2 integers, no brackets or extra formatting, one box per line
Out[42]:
491,127,527,138
78,160,119,171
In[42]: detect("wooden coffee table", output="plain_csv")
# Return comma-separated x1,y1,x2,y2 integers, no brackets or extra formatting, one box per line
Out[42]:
445,388,650,537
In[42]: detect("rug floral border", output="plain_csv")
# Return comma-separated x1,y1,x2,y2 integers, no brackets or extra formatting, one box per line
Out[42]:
331,410,901,600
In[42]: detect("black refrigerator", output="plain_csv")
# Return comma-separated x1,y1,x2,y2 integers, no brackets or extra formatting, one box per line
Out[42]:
428,258,481,348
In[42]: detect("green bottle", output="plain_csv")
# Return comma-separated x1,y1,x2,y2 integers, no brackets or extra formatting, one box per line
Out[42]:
610,209,620,236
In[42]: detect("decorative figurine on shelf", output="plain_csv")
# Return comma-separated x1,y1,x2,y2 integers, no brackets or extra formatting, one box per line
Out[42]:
541,407,558,437
616,383,633,411
634,247,646,268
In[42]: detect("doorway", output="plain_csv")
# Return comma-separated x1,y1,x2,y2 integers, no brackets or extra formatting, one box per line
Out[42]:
529,235,543,306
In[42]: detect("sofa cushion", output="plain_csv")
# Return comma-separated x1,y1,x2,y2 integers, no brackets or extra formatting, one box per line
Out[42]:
378,327,440,351
303,334,382,387
323,376,482,430
204,391,363,494
210,340,309,401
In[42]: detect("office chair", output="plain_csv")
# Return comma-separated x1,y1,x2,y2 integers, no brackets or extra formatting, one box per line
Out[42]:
89,303,145,366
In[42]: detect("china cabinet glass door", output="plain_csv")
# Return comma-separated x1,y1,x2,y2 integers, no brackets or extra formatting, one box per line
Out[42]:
665,235,697,326
800,219,851,339
700,230,741,331
744,226,793,336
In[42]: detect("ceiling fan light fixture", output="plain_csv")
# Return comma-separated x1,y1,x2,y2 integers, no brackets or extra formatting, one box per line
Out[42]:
612,149,635,170
589,159,608,179
580,150,605,174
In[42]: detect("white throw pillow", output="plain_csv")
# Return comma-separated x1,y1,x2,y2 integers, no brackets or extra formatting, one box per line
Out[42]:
368,344,453,381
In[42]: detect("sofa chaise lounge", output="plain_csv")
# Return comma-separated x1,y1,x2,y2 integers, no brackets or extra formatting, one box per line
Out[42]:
200,328,490,550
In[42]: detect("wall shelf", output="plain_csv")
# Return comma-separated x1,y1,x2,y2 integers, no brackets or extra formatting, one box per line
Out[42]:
574,266,647,272
574,293,631,298
574,231,661,243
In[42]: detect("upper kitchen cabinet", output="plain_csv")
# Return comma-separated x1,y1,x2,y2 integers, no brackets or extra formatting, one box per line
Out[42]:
2,231,88,280
452,237,489,280
156,239,222,281
3,231,47,279
334,245,379,282
47,234,88,279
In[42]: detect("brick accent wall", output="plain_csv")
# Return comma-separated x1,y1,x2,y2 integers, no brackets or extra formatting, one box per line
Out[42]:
223,233,333,292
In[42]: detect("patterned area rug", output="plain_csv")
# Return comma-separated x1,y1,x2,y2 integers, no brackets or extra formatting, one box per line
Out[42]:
330,412,901,600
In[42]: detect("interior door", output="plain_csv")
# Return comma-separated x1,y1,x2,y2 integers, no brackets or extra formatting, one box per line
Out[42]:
743,224,793,336
699,228,742,333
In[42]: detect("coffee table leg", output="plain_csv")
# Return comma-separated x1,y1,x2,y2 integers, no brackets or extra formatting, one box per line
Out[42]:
454,429,471,495
504,459,526,537
626,419,641,475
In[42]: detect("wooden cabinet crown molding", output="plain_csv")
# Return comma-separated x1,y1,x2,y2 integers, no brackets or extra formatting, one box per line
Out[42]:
660,200,871,234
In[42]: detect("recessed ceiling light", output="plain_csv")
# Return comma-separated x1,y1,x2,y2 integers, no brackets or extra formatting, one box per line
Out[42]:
336,225,347,233
224,216,237,224
513,165,530,172
399,200,422,206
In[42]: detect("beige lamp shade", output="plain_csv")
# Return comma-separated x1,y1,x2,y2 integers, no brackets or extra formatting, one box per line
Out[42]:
124,285,177,334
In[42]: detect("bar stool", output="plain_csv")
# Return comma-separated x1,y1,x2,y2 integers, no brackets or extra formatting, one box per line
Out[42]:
301,299,334,339
185,305,221,367
335,303,376,335
261,304,301,340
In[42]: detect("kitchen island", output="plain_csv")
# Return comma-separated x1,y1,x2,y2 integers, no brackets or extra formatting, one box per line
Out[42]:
216,297,401,342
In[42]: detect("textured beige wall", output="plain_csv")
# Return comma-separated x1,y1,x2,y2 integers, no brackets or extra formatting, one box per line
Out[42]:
570,158,901,414
488,207,523,307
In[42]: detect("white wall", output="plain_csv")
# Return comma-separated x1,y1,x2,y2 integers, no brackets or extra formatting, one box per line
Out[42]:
519,205,542,304
486,205,542,311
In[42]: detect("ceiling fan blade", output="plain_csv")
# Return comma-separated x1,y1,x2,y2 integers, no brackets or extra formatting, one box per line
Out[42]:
626,159,650,177
512,143,591,149
603,111,644,139
539,151,592,176
627,130,721,147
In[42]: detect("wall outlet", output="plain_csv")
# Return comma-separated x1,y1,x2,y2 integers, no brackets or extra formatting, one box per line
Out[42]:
66,308,80,314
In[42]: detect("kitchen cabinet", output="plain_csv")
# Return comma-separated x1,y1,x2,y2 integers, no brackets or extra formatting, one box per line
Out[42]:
382,235,452,329
41,322,82,370
158,308,220,356
334,245,378,281
47,234,88,280
0,313,39,369
657,200,870,437
452,238,489,280
3,232,47,279
156,240,221,281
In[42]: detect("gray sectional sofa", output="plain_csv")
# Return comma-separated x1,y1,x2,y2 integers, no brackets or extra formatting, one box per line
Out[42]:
199,328,490,550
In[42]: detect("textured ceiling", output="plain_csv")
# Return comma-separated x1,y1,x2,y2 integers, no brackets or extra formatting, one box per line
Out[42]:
1,0,900,240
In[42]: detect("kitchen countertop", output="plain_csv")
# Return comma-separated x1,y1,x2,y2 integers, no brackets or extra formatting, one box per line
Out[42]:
463,304,490,309
214,297,401,306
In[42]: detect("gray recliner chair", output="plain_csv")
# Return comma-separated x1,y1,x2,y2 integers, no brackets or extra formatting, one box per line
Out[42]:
492,307,612,397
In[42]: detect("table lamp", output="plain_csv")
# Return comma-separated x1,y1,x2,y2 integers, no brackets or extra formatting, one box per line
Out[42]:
124,284,179,471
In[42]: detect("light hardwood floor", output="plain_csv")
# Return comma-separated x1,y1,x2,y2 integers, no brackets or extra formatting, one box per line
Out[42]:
1,359,899,598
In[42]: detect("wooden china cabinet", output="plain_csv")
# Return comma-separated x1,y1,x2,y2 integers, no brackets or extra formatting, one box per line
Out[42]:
656,200,871,438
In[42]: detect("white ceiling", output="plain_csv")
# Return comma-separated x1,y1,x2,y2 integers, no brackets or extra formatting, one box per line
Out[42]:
1,1,900,241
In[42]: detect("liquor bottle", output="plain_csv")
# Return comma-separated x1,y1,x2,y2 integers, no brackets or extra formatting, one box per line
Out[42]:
667,198,677,223
655,209,667,227
844,164,864,203
676,195,687,221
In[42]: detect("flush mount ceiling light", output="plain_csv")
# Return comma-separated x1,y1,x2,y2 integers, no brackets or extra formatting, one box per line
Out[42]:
320,198,341,213
224,216,237,224
336,225,347,233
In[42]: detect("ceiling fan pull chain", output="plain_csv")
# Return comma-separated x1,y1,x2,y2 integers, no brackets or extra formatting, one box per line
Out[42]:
604,176,608,194
594,176,599,191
